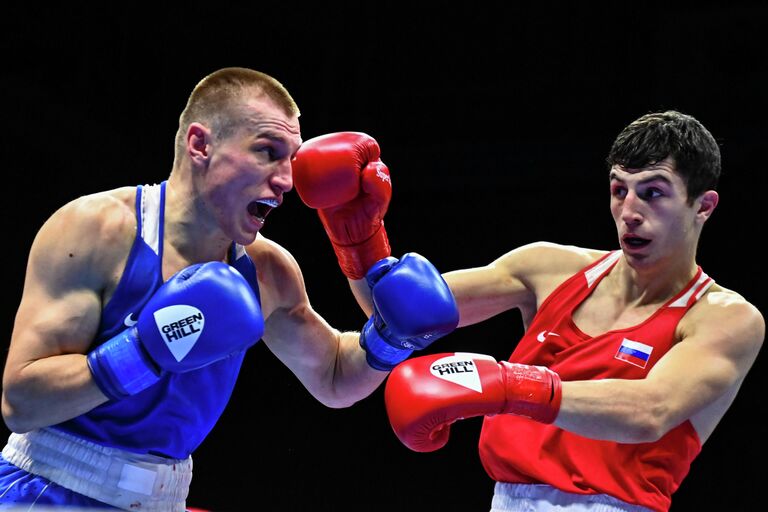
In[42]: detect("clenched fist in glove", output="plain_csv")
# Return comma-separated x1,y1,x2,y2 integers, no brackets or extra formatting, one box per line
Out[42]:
292,132,391,279
384,352,562,452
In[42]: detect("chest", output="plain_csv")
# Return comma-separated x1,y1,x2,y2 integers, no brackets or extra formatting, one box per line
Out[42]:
514,282,689,380
102,247,194,307
571,292,666,337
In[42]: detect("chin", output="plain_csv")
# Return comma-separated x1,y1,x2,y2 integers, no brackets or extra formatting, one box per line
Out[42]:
235,231,259,246
624,251,670,275
229,216,264,246
224,224,259,247
623,252,650,266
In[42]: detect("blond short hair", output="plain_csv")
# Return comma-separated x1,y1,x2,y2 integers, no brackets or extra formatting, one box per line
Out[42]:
173,67,300,162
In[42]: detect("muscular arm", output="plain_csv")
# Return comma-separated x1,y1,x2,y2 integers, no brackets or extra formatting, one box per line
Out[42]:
349,244,540,326
443,258,531,328
444,243,599,327
2,193,133,432
252,239,387,408
350,243,598,335
556,292,765,444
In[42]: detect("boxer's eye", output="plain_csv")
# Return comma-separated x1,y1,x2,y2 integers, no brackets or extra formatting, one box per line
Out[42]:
253,145,276,160
640,188,663,200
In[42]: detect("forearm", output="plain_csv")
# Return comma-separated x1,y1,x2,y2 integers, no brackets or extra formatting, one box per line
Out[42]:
321,331,389,408
348,277,373,317
556,379,670,443
443,266,529,328
2,353,108,432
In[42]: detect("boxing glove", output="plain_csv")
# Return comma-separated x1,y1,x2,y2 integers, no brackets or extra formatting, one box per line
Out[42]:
359,254,459,371
384,352,562,452
292,132,391,279
87,262,264,400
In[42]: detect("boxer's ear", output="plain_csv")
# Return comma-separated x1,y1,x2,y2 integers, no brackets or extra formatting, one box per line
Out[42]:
696,190,718,223
187,123,212,166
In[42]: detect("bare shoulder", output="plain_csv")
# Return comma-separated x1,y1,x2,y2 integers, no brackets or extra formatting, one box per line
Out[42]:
681,284,765,360
444,242,610,326
56,187,136,216
244,234,307,317
29,187,137,287
244,234,302,283
497,241,608,286
47,187,135,241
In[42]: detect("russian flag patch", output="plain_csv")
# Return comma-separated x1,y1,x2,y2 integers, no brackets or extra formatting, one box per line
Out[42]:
615,338,653,369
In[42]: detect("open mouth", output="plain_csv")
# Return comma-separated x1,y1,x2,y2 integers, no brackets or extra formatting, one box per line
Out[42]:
623,235,651,248
247,198,280,222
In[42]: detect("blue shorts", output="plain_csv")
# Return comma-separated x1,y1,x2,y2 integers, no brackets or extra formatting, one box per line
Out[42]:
0,454,115,509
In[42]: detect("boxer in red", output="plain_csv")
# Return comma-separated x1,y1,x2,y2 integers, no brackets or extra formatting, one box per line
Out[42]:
379,111,764,512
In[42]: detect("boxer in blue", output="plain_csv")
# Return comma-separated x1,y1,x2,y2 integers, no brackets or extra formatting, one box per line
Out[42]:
0,67,458,510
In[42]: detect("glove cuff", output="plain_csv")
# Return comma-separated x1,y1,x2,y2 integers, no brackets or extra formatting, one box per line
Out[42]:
87,328,162,400
359,316,413,371
500,362,562,424
330,223,391,280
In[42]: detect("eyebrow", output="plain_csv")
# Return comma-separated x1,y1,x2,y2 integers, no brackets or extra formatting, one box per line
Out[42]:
253,131,287,143
253,131,302,158
608,170,674,186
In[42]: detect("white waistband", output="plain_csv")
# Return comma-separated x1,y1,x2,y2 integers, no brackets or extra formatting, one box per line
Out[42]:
492,483,653,512
2,428,192,511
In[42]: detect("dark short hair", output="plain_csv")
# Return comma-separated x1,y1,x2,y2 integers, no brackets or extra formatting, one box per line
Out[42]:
607,111,721,201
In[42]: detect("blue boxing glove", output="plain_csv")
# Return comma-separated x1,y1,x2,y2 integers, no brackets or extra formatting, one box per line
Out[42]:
360,253,459,371
87,262,264,400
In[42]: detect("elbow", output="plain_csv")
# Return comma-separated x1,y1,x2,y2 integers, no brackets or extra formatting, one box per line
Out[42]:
623,402,676,443
3,416,32,435
2,394,36,434
311,376,366,409
1,378,49,433
625,419,667,443
315,392,360,409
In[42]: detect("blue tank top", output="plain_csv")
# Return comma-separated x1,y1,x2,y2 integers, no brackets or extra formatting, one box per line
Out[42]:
53,182,261,459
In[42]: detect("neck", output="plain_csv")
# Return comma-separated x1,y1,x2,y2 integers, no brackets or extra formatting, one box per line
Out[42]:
611,251,699,306
164,166,232,264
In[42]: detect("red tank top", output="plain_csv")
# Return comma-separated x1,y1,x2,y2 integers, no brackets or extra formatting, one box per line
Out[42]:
479,251,714,512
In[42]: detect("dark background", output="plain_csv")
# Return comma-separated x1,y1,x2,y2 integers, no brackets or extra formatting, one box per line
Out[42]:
2,3,766,511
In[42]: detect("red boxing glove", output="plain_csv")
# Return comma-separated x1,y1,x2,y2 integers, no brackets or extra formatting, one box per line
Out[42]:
292,132,391,279
384,352,562,452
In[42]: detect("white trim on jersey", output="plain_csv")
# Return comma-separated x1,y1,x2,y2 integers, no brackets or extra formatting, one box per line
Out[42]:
141,183,162,256
669,272,713,308
585,251,622,288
